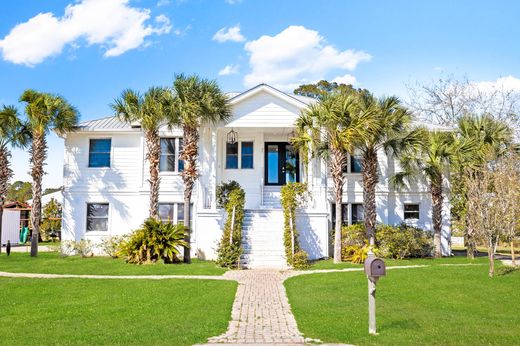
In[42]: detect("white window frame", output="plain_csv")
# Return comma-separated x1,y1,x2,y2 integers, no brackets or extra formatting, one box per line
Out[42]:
85,202,110,233
224,139,255,170
159,137,183,174
87,137,112,169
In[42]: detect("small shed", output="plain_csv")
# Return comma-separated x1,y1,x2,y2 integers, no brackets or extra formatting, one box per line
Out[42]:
1,202,31,246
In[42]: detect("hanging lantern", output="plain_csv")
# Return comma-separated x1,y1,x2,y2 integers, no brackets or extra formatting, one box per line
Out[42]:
227,128,238,144
287,130,296,141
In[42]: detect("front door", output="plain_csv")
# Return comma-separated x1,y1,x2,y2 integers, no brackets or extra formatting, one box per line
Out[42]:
264,142,300,185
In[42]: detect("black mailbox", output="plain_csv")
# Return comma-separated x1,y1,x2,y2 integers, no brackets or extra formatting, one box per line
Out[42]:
364,257,386,277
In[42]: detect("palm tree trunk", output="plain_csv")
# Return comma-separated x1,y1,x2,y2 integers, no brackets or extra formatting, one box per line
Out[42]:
0,145,12,254
145,129,161,218
488,242,495,278
511,241,516,266
330,147,346,263
181,126,199,264
30,132,46,257
431,178,444,258
362,148,378,246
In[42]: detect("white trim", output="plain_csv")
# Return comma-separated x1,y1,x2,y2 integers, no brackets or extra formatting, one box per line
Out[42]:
229,84,308,109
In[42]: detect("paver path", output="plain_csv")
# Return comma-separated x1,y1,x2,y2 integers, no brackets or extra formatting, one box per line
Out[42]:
205,270,305,345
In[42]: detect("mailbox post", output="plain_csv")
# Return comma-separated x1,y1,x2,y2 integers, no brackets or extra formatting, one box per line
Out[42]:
364,250,386,335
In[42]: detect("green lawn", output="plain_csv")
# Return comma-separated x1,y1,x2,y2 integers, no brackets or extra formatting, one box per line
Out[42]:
0,277,236,345
0,252,227,276
286,260,520,345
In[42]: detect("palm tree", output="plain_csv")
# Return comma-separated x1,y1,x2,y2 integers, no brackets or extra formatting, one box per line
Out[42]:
391,130,455,257
452,114,513,258
111,87,173,218
351,92,422,246
293,91,369,263
169,74,231,263
0,106,29,253
20,90,79,257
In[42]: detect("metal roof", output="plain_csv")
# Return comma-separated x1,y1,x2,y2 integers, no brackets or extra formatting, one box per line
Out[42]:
76,116,133,131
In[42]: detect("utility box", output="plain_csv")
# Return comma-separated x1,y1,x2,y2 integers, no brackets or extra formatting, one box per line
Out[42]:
364,257,386,277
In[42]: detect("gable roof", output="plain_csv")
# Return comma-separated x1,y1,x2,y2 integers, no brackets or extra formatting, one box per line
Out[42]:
229,84,316,108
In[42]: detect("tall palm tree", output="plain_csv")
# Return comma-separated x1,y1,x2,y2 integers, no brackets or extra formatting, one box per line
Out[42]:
20,90,79,257
0,106,29,253
293,91,369,263
452,114,513,258
391,130,455,257
111,87,173,218
169,74,231,263
352,92,422,246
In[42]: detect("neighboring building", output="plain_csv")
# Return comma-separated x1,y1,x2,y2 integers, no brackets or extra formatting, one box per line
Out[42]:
61,84,451,268
1,201,31,246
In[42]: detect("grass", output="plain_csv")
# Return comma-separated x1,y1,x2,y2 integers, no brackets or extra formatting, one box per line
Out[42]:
285,258,520,345
0,277,236,345
0,252,227,276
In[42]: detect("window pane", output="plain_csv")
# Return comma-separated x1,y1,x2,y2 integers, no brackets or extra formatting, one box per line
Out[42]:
350,156,362,173
177,203,184,224
404,204,419,212
87,218,107,232
404,204,420,220
158,204,174,221
226,155,238,169
89,153,110,167
341,204,349,225
226,142,238,155
242,142,253,155
178,139,184,172
241,155,253,169
161,139,175,155
267,145,279,183
89,139,111,152
352,204,364,223
87,203,108,218
160,155,176,172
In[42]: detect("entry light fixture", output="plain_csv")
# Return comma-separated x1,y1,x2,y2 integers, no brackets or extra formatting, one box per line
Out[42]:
226,128,238,144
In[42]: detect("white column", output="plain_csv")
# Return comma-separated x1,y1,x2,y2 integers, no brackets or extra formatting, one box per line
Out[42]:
209,127,218,210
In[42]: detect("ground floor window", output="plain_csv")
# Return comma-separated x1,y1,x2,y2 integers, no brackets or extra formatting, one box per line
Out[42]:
351,203,364,224
331,203,364,226
86,203,109,232
331,203,349,226
158,203,193,227
404,203,420,220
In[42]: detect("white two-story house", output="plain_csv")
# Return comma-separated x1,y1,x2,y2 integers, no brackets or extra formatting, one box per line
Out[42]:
61,84,451,267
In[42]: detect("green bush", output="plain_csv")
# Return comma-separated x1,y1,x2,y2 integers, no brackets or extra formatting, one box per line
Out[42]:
216,184,245,268
342,245,369,263
376,224,433,259
281,182,309,267
120,218,188,264
216,180,241,208
292,250,310,269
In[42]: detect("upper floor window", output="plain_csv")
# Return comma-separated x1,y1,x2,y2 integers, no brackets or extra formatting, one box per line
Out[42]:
351,203,364,224
241,142,254,169
160,138,184,172
226,142,239,169
88,139,111,167
86,203,109,232
350,154,363,173
404,204,420,220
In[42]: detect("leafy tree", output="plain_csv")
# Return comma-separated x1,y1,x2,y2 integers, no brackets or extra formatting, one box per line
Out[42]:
0,107,29,253
292,90,367,263
351,92,423,246
6,181,32,202
20,89,79,256
294,80,367,100
111,87,174,218
392,130,457,257
43,187,61,196
40,198,62,241
168,74,231,263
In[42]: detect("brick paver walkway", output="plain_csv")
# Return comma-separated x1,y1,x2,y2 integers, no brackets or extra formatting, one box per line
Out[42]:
205,270,305,345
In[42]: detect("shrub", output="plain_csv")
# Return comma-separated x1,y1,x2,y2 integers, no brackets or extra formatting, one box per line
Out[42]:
100,236,125,258
216,180,241,208
292,250,310,269
60,239,94,257
120,218,188,264
216,184,245,268
281,182,309,267
342,244,369,263
60,240,76,257
376,224,433,259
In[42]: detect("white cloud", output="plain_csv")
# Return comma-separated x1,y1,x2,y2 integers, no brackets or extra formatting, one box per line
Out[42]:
156,0,170,6
218,64,239,76
472,75,520,93
225,0,242,4
243,25,371,90
332,73,357,85
0,0,172,66
213,25,245,43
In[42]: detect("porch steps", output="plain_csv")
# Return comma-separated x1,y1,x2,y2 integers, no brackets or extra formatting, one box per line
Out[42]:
240,209,288,269
261,186,282,209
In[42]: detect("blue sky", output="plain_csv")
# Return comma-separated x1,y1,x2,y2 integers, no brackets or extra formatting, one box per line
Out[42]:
1,0,519,189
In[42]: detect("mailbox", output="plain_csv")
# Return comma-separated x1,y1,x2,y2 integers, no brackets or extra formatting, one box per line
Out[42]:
364,257,386,277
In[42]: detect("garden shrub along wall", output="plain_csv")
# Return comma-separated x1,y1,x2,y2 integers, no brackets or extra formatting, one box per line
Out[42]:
280,182,309,269
341,223,433,261
216,182,245,268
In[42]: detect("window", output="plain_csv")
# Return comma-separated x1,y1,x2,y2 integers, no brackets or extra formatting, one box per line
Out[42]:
226,142,238,169
158,203,193,228
404,204,420,220
86,203,109,232
331,203,349,226
351,204,364,224
241,142,254,169
88,139,111,167
350,154,362,173
160,138,184,172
